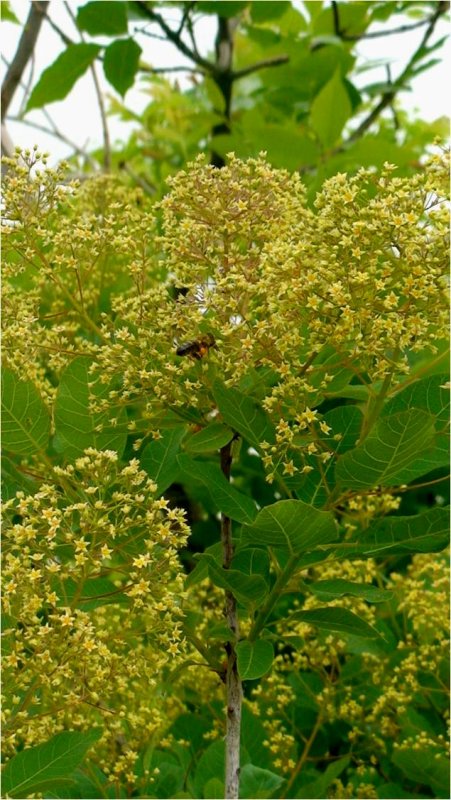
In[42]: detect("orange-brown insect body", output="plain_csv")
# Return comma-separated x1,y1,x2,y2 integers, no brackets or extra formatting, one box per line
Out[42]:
175,334,216,360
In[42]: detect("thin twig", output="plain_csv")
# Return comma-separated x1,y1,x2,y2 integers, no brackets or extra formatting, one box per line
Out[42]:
41,6,73,46
132,1,213,72
63,1,111,171
281,712,324,799
332,0,444,41
232,54,289,81
18,51,36,116
142,64,204,75
1,0,49,120
176,1,195,37
7,115,99,168
345,0,448,146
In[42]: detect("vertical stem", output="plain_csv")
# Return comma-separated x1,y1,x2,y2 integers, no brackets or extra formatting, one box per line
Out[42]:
211,16,237,168
220,439,242,800
359,363,396,444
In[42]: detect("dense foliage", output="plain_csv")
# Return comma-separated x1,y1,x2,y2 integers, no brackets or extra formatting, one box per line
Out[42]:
1,2,450,799
1,145,449,798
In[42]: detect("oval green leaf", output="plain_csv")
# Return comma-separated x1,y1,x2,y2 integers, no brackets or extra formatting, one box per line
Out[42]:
177,454,257,524
244,499,338,553
287,607,383,640
310,68,352,147
336,409,437,489
184,422,234,453
201,553,268,607
141,427,186,494
237,639,274,680
1,368,50,454
26,44,101,111
76,1,128,35
212,380,275,449
54,357,127,459
2,729,102,798
309,579,393,603
103,38,142,97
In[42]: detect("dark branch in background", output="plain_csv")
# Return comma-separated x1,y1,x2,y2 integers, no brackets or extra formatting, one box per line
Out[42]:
42,7,73,46
8,115,98,168
1,0,49,121
131,1,289,167
1,52,98,166
176,0,196,37
332,0,445,41
232,54,289,81
210,16,238,167
133,1,213,72
343,0,448,146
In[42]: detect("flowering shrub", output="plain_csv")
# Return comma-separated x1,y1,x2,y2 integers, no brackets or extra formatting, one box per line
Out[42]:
1,148,449,799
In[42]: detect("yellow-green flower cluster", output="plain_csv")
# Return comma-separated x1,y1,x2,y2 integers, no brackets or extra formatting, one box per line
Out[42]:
93,152,448,477
1,449,189,786
1,149,156,398
249,553,449,787
3,150,448,479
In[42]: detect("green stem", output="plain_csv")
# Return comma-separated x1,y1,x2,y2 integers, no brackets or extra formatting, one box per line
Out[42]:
359,366,396,443
249,554,298,643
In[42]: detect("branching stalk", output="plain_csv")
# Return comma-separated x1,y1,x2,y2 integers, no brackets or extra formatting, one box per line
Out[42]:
1,0,49,121
220,439,242,800
249,554,298,643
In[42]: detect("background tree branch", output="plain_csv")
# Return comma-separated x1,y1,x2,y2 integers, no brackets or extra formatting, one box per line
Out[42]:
345,0,448,146
1,0,49,121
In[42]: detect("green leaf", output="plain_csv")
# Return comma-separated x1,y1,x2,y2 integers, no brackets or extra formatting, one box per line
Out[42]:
203,778,225,798
2,729,102,798
26,44,101,111
295,756,350,799
177,454,257,524
184,542,222,588
196,1,249,17
76,2,128,35
212,380,275,449
194,740,225,798
243,499,338,553
309,579,392,603
392,746,450,797
310,68,352,147
1,454,36,499
184,422,234,453
382,374,449,468
239,764,284,798
287,607,383,640
200,553,268,607
58,577,128,610
103,38,142,97
347,507,449,557
141,427,186,494
1,2,20,23
236,639,274,680
1,368,50,454
240,706,269,769
232,547,270,582
54,357,127,459
323,405,363,453
251,1,290,22
335,409,437,488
